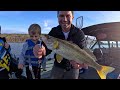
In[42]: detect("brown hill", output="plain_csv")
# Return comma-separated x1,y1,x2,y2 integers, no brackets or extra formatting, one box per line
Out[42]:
0,34,30,43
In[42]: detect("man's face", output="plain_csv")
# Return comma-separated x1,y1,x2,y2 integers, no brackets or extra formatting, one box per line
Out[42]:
58,11,74,30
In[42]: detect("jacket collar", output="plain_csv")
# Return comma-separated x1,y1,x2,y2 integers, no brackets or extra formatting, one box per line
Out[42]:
56,24,78,40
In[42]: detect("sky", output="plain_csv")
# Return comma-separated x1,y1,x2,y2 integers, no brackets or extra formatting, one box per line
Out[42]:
0,11,120,34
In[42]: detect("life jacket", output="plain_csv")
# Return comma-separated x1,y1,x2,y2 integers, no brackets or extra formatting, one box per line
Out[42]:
24,39,43,66
0,37,11,71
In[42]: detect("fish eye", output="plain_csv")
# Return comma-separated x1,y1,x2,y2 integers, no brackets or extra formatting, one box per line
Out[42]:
48,36,51,39
47,36,52,39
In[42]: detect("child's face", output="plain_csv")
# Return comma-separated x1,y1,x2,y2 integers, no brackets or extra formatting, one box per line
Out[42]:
29,33,40,43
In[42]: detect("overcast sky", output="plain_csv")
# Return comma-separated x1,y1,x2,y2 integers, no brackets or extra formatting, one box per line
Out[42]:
0,11,120,34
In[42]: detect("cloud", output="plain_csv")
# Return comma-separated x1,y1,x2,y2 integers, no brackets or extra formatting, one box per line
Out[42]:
41,19,58,34
42,27,52,34
44,21,48,27
43,27,51,30
43,20,54,27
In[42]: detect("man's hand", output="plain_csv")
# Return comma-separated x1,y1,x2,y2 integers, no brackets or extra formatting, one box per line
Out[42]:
33,44,46,59
70,60,88,69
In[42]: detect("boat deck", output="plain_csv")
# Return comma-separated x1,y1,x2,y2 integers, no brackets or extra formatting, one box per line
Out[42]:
10,59,101,79
41,59,54,79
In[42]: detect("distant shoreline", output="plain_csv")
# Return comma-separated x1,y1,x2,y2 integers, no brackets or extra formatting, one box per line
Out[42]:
0,34,48,43
0,34,29,43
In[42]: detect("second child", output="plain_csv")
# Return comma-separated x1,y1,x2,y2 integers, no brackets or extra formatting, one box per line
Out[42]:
18,24,46,79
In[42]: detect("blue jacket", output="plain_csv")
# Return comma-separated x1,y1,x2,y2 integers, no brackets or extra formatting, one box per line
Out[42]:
24,39,43,66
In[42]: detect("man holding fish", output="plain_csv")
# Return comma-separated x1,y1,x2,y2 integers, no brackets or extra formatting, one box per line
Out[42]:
33,11,88,79
33,11,115,79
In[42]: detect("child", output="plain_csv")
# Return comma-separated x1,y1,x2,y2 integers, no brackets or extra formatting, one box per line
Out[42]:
18,24,46,79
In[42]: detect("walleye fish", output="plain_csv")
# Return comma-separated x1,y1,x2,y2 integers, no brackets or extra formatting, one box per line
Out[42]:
41,34,115,79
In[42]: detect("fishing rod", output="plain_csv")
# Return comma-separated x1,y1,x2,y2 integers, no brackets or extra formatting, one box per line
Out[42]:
36,39,43,79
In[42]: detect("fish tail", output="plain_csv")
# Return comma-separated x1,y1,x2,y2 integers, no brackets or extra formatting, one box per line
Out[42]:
97,66,115,79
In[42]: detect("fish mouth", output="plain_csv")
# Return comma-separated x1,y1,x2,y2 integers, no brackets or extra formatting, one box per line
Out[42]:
41,34,49,39
40,34,55,50
41,34,55,42
40,34,48,43
40,34,53,48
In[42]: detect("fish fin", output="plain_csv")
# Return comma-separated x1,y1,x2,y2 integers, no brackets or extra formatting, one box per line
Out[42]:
56,54,63,63
97,66,115,79
53,41,59,49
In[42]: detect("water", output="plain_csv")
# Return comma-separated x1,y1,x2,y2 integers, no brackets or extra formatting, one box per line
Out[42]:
9,43,24,58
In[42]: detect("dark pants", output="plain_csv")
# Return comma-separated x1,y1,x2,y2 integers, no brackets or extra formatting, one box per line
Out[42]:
0,69,9,79
50,65,79,79
9,61,26,79
26,66,41,79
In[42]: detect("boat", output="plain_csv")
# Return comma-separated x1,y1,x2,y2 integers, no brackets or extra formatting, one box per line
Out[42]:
80,22,120,79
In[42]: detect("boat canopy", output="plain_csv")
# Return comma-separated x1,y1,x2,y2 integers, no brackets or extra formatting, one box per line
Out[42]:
81,22,120,41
